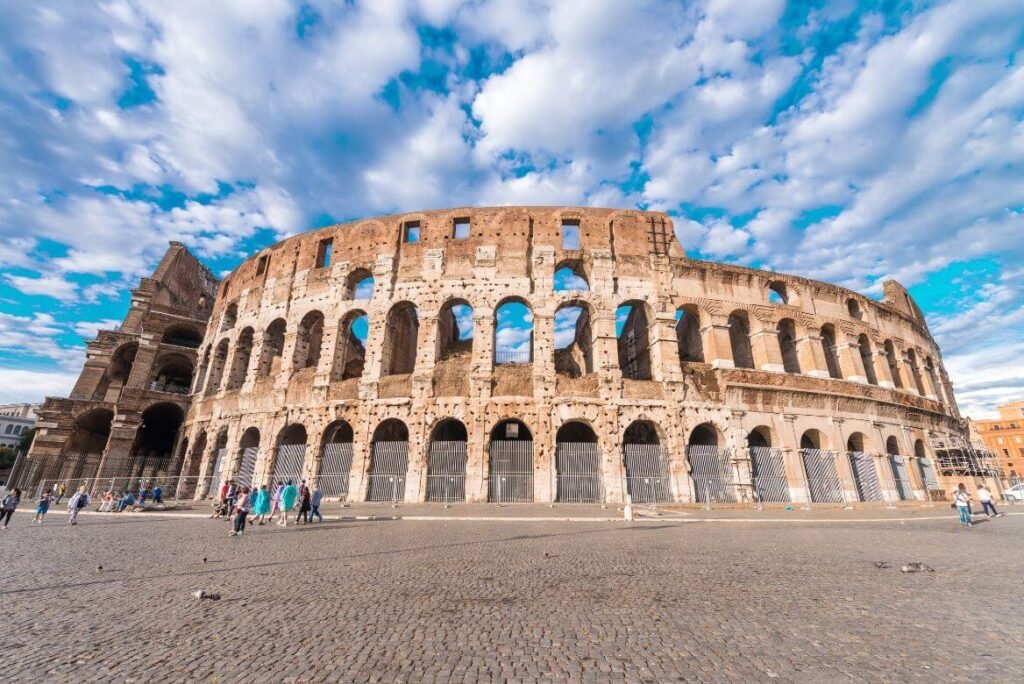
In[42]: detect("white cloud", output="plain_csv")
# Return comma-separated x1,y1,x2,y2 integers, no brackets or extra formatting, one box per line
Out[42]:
0,367,80,404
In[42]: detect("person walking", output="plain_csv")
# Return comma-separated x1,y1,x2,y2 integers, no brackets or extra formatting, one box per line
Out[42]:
230,486,251,537
977,485,1001,518
34,491,52,523
224,480,238,521
953,483,972,527
268,481,285,524
152,485,163,505
310,481,323,523
1,488,20,529
279,480,298,526
297,480,311,524
67,486,90,525
251,485,271,525
53,482,66,505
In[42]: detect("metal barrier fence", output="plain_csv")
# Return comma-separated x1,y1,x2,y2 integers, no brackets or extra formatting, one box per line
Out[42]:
688,445,737,504
366,441,409,502
236,447,258,488
623,444,672,504
426,440,468,503
555,442,602,503
271,444,306,486
31,476,220,504
750,447,789,503
319,442,354,499
801,449,845,503
848,451,883,502
489,440,533,503
888,454,913,501
494,350,532,365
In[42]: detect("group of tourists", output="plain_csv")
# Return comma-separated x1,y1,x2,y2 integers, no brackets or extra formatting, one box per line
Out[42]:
952,483,1003,527
0,485,91,528
213,478,324,537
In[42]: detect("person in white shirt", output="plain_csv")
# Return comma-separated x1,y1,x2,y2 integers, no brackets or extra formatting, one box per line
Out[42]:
977,485,1001,518
953,484,972,527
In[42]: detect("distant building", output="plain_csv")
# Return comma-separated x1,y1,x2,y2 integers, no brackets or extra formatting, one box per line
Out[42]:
970,400,1024,483
0,403,37,451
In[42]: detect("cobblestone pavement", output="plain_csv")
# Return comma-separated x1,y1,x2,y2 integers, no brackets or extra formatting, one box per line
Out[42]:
2,511,1022,682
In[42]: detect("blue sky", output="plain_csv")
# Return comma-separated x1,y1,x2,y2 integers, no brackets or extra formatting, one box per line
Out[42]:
0,0,1022,417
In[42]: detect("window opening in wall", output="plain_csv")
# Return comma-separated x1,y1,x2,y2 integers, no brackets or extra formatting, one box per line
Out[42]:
403,221,421,244
452,217,470,240
382,302,420,375
675,307,704,364
616,301,653,380
436,301,474,361
767,282,788,305
847,298,862,320
332,311,368,381
256,254,269,276
315,238,333,269
561,220,581,250
728,311,755,370
777,319,800,374
553,263,588,291
554,303,592,378
494,300,533,364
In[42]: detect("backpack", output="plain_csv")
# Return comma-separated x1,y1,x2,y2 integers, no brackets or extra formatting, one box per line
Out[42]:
76,494,89,508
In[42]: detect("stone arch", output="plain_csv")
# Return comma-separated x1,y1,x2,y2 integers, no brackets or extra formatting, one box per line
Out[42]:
332,309,368,381
554,420,601,503
727,310,754,369
59,408,114,480
616,299,654,380
93,341,139,401
346,268,375,300
847,432,882,502
800,429,830,450
923,356,943,402
906,348,926,395
221,302,238,331
258,318,287,379
270,423,308,486
687,422,722,447
819,324,842,379
367,419,411,502
846,432,868,452
436,298,474,362
857,334,878,385
622,420,671,503
426,418,469,503
151,353,193,394
129,402,184,480
225,327,254,391
885,435,900,455
382,302,419,376
554,300,593,377
675,305,704,364
161,325,203,349
494,297,533,364
204,338,230,395
777,318,801,374
747,426,772,448
553,259,589,292
884,340,903,388
767,280,796,306
847,298,863,320
231,427,260,488
293,310,325,371
487,419,534,503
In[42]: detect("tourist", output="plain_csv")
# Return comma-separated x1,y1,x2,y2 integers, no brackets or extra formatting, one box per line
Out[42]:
67,486,90,525
1,488,20,529
310,481,323,523
977,485,1001,518
152,485,163,505
230,486,251,537
34,491,52,523
116,491,136,512
97,490,115,513
953,483,972,527
251,484,271,525
217,479,230,505
225,480,238,520
297,480,311,524
279,479,298,526
268,480,285,524
53,482,66,505
138,486,148,507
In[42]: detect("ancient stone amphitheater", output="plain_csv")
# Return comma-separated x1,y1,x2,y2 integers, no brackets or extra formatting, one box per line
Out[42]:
163,206,964,506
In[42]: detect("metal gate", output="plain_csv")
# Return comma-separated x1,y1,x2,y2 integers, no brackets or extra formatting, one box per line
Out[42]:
688,445,736,503
918,457,938,489
848,451,883,502
235,447,258,488
272,444,306,485
801,449,844,503
750,447,789,503
555,442,601,503
888,454,913,501
426,440,468,503
623,444,672,504
366,441,409,502
208,448,227,496
319,442,354,499
488,440,533,503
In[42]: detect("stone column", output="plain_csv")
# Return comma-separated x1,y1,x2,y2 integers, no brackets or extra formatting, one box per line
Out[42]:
894,349,919,395
750,325,785,373
470,308,494,400
872,346,896,389
653,311,682,383
836,338,867,383
703,315,735,369
533,309,555,397
796,328,829,378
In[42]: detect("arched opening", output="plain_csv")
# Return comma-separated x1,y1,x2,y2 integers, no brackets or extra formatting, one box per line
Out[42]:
884,340,902,388
225,327,254,391
184,432,205,480
885,436,900,455
800,429,843,503
886,436,911,500
426,418,469,503
293,310,325,371
857,334,877,385
221,303,238,331
494,299,533,365
488,419,533,503
382,302,419,376
553,261,589,292
231,427,259,489
554,302,593,378
332,310,368,381
151,355,193,394
616,300,653,380
555,421,601,503
687,423,734,503
847,432,882,502
318,421,355,499
129,403,184,480
847,298,862,320
204,339,230,395
622,420,671,503
820,324,842,379
367,419,410,502
907,349,926,395
675,306,704,364
161,325,203,349
257,319,287,379
767,281,789,305
194,346,211,394
346,269,375,300
93,342,138,401
915,439,937,491
271,423,307,486
777,319,801,374
747,426,788,503
436,300,474,361
60,408,114,480
924,357,943,402
728,310,754,369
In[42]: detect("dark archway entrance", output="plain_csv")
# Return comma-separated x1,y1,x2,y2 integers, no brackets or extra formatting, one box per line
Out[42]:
488,420,533,503
426,419,468,503
622,421,671,504
367,419,409,502
555,421,601,503
318,421,354,499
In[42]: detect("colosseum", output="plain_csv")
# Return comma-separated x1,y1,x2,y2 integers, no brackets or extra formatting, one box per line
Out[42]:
21,206,985,506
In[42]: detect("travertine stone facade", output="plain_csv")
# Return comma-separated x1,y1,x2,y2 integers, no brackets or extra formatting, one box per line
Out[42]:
178,206,965,504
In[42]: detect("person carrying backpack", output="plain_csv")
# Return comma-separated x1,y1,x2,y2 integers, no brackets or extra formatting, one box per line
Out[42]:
953,483,972,527
67,486,90,525
1,488,20,529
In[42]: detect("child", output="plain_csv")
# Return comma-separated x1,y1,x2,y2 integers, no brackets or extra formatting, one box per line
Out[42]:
34,491,52,523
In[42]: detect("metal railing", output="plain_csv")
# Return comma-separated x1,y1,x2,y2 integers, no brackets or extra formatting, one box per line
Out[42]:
488,440,534,503
554,442,603,503
494,350,532,365
426,441,468,503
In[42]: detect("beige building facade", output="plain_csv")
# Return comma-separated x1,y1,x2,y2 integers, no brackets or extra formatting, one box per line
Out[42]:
971,401,1024,483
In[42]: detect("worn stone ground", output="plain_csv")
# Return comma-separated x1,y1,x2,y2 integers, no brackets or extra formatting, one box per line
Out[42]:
2,511,1022,682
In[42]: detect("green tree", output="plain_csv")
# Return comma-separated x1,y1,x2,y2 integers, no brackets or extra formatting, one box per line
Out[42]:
0,446,18,469
18,427,36,454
